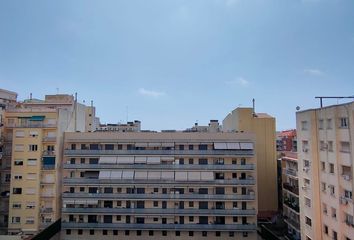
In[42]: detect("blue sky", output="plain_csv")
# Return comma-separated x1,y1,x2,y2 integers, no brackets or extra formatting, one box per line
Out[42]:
1,0,353,131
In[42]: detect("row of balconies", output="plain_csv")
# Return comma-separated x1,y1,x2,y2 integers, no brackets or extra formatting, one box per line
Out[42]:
283,183,299,195
63,163,255,170
62,193,255,201
64,149,254,157
61,222,257,231
62,208,256,216
62,178,256,186
283,198,299,213
5,122,57,128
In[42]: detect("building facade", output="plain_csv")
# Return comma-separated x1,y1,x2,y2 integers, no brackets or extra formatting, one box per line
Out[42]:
61,131,258,240
223,107,277,217
281,151,301,240
2,94,96,237
297,101,354,240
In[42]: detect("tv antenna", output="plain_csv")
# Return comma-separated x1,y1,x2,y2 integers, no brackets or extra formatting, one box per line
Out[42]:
315,96,354,108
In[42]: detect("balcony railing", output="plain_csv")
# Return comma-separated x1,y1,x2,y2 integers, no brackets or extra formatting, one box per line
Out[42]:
283,216,300,230
43,137,57,142
62,207,256,216
62,192,256,201
284,168,298,177
63,178,256,186
42,165,55,170
6,123,57,128
41,193,55,198
43,150,55,156
61,222,257,231
283,183,299,195
64,149,254,157
63,163,255,171
40,207,53,213
283,198,299,213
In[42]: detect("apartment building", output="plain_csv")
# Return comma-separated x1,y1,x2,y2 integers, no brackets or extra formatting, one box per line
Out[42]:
3,94,96,236
223,107,277,217
297,101,354,240
61,131,258,240
281,151,300,240
96,120,141,132
0,89,18,234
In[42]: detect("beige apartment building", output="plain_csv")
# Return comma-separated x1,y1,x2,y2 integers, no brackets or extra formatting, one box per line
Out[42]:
2,94,97,237
61,131,258,240
281,151,300,240
0,89,18,234
223,107,278,217
296,101,354,240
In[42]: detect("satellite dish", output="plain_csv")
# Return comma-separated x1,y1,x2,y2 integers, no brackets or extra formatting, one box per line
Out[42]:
296,106,300,111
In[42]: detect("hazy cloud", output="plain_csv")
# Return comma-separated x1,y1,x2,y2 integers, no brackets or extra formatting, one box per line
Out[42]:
225,77,250,87
138,88,166,98
304,68,325,76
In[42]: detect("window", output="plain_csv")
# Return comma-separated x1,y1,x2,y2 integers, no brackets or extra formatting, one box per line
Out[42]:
301,121,308,130
326,119,332,129
189,158,193,164
102,230,107,235
329,163,334,174
198,159,208,165
232,187,237,193
12,217,20,224
189,216,194,222
233,216,238,222
15,130,25,137
331,207,336,218
333,231,337,240
305,197,311,207
113,230,118,235
321,162,326,171
26,202,35,209
322,203,328,214
303,160,310,167
149,230,154,236
229,232,234,237
328,141,333,152
27,159,37,166
13,188,22,194
25,217,35,224
345,213,353,225
12,203,21,209
66,229,71,235
344,190,352,199
162,231,167,236
329,185,335,196
78,229,83,235
15,144,24,152
153,201,158,207
302,141,309,152
104,187,113,193
125,230,130,236
179,158,184,165
202,231,207,237
199,144,208,150
215,231,221,237
116,215,121,221
28,144,38,152
305,216,312,226
189,201,194,207
175,231,180,236
339,117,349,128
14,174,22,180
340,142,350,153
320,141,326,151
14,160,23,166
318,119,324,129
189,231,194,236
90,230,94,235
232,173,237,179
321,182,326,192
153,218,158,222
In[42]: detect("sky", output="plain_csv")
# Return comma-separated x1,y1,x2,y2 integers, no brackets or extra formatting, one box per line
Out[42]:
1,0,354,131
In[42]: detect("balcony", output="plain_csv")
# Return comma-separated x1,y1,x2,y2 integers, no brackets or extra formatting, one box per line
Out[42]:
64,149,254,157
283,198,299,213
283,183,299,195
43,150,55,156
62,207,256,216
62,192,255,201
62,178,256,186
6,122,56,128
43,137,57,142
283,216,300,230
40,207,53,213
284,168,298,177
61,222,257,231
63,163,255,171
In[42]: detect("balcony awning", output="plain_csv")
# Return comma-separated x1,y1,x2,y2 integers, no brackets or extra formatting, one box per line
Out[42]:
30,116,45,121
240,142,254,150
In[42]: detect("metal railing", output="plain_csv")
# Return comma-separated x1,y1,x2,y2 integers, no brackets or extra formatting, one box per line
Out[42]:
285,168,298,177
62,192,255,201
43,137,57,142
64,149,254,157
62,207,256,216
283,183,299,195
63,163,255,171
61,222,257,231
6,123,57,128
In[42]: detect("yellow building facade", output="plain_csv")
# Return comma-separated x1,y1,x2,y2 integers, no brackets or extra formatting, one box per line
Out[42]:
223,107,278,216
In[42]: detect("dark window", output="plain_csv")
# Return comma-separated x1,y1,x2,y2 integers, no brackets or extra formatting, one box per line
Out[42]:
13,188,22,194
153,218,158,222
90,144,99,150
136,201,145,209
89,187,97,193
189,216,194,222
162,231,167,236
176,231,180,236
127,144,133,150
70,187,74,193
102,230,107,235
125,230,130,236
202,231,207,237
189,201,194,207
105,144,114,150
118,144,123,150
81,144,87,150
232,159,237,164
233,216,238,222
162,188,167,194
232,173,237,178
215,187,225,195
66,229,71,235
199,188,208,194
80,158,85,164
243,232,248,237
80,187,85,192
179,158,184,165
90,229,94,235
189,145,194,150
137,188,145,194
198,159,208,165
116,215,121,221
89,158,98,164
189,231,194,236
162,218,167,224
149,230,154,236
199,202,208,209
117,188,122,193
179,145,184,150
70,158,75,164
117,201,122,207
199,144,208,150
103,215,112,223
137,230,142,236
216,231,221,237
71,144,76,150
154,188,158,193
127,188,135,194
233,202,238,208
104,187,113,193
229,232,234,237
78,229,83,235
189,158,193,164
113,230,118,235
233,187,237,193
215,172,224,179
153,201,158,207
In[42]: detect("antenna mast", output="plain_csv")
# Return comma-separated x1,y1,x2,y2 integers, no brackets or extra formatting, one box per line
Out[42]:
315,96,354,108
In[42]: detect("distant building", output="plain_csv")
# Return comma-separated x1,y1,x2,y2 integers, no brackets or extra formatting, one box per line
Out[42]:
223,107,277,218
61,131,258,239
277,130,297,152
296,101,354,240
96,120,141,132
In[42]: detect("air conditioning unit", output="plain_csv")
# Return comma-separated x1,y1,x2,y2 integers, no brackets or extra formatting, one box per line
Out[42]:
303,167,309,172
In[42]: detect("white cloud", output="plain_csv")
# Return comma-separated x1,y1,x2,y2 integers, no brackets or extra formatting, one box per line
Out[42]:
304,68,325,76
138,88,165,98
226,77,250,87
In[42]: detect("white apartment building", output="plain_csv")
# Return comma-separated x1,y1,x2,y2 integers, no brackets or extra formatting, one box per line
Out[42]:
297,101,354,240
